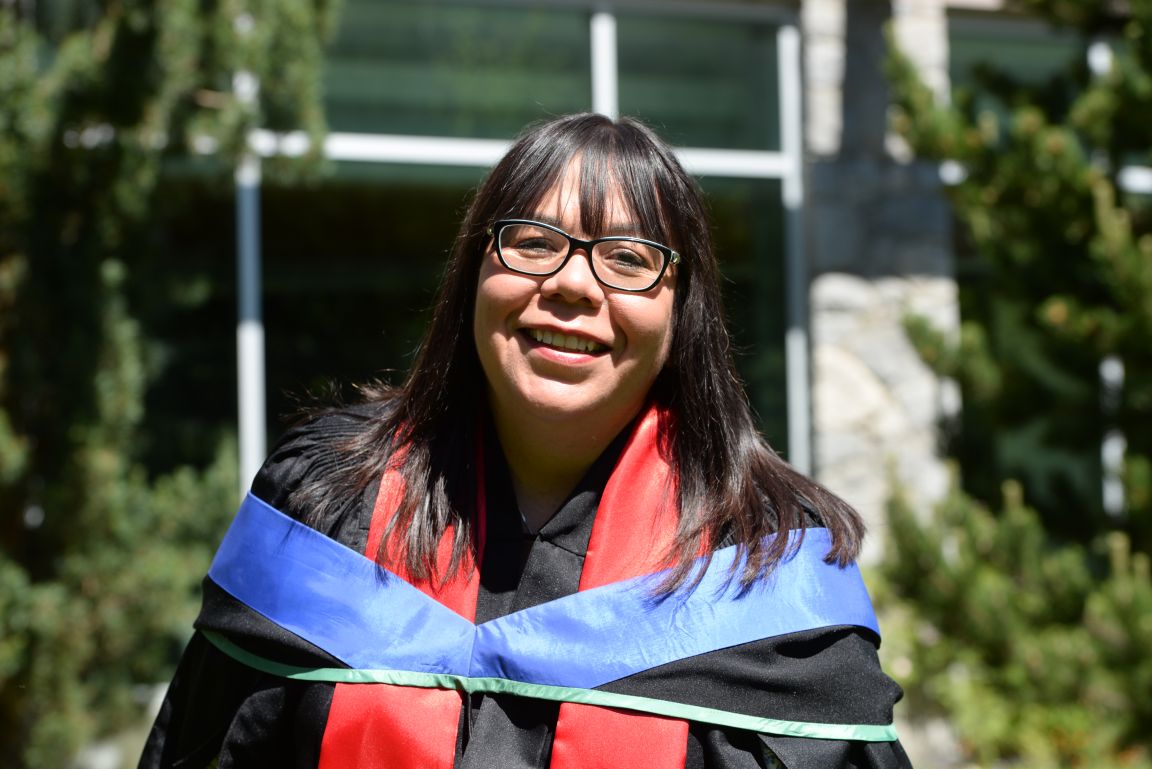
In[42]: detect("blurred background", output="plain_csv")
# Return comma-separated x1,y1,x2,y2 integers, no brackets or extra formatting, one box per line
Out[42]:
0,0,1148,767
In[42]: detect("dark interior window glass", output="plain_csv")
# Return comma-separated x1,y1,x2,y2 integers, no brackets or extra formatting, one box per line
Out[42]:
617,14,780,150
325,2,592,138
701,177,789,452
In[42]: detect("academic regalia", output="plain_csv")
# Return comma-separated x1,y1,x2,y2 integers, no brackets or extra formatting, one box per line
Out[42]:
139,405,911,769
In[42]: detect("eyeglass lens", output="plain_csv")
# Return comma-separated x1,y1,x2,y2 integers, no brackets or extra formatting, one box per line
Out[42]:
497,222,666,291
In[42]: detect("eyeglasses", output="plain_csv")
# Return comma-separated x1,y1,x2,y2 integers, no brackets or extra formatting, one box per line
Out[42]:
486,219,680,292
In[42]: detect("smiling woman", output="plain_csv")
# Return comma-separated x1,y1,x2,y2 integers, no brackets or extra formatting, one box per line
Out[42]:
474,161,677,530
139,114,912,769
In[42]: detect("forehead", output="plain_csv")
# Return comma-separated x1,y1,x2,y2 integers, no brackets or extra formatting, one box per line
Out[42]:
529,160,644,235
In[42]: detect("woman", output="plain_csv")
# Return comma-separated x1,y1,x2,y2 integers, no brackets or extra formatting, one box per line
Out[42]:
140,113,911,769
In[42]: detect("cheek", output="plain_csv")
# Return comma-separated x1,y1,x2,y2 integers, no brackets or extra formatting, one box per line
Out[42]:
474,261,542,356
653,295,677,367
472,281,490,344
473,265,503,362
474,260,512,330
614,295,675,366
657,319,673,363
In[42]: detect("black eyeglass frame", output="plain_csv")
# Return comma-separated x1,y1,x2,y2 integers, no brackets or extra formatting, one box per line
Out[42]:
486,219,681,293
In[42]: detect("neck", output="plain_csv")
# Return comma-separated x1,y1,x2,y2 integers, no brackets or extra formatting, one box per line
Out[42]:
489,403,639,534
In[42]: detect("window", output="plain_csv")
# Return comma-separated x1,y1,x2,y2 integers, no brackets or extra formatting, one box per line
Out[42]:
617,13,780,150
236,1,806,482
325,4,591,138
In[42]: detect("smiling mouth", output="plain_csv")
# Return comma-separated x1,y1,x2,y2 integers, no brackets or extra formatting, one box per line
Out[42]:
526,328,608,354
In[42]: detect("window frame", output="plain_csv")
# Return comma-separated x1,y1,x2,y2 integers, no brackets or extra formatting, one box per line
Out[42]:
236,1,811,488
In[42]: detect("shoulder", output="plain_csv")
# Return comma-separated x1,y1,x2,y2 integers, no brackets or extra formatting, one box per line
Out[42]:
249,400,392,515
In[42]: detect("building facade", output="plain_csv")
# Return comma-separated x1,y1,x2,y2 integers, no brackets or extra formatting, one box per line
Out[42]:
240,0,978,558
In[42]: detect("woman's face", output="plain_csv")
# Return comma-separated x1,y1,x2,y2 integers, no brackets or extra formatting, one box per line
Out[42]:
473,163,676,435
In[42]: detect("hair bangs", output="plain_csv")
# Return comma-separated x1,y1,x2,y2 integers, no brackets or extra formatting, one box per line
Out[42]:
575,137,675,249
477,115,677,249
481,126,585,229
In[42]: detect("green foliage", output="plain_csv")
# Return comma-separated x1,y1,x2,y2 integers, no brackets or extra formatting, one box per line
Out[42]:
0,2,338,765
887,1,1152,549
0,449,237,768
884,1,1152,766
879,483,1152,767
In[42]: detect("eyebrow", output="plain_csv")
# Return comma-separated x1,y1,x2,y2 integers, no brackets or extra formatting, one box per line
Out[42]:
529,214,646,239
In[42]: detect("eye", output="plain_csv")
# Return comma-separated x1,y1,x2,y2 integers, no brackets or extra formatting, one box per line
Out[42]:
515,236,559,251
501,225,566,257
598,242,661,273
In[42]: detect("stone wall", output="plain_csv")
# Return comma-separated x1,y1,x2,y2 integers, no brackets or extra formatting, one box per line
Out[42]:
801,1,964,762
811,269,958,563
803,0,959,564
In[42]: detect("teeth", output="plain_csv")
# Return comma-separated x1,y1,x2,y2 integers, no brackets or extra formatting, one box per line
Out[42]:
530,329,604,353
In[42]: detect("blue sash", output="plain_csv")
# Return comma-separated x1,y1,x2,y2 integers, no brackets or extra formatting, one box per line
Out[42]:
208,494,880,690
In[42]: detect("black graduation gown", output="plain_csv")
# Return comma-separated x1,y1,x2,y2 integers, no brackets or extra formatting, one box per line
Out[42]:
138,409,912,769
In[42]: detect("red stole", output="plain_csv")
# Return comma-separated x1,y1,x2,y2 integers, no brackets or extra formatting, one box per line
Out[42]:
317,405,689,769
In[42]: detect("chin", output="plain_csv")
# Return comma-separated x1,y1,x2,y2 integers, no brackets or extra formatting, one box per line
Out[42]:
532,392,645,430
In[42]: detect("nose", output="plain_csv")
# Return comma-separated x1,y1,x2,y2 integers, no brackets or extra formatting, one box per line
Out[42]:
540,247,604,305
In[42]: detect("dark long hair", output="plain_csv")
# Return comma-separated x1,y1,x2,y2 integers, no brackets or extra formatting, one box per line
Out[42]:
292,113,863,590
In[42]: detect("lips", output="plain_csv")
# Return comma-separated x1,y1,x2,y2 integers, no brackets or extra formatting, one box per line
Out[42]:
526,328,608,354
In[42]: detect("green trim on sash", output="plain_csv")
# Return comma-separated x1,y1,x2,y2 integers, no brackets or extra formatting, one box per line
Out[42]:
203,630,899,743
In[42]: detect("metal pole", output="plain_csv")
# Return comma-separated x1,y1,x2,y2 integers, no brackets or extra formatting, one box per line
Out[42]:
235,149,266,496
233,42,266,496
778,23,812,474
591,8,619,119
